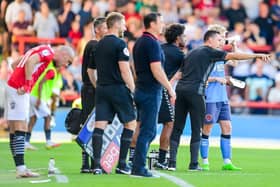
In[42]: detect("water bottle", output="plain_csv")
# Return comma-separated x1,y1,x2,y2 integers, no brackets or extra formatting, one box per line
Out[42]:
48,158,56,174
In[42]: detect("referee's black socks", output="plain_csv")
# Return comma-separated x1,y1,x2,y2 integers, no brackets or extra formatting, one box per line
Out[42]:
92,128,104,169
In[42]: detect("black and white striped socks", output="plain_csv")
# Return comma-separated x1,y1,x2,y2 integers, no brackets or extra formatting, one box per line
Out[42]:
14,131,26,167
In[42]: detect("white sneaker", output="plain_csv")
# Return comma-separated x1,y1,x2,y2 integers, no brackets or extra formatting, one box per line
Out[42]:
16,168,40,178
25,142,38,151
46,141,61,150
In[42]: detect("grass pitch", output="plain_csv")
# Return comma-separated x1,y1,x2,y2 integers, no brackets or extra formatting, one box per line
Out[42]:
0,142,279,187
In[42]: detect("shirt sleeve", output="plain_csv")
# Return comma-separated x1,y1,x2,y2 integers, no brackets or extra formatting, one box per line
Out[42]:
209,48,227,63
118,40,129,62
268,79,274,87
38,46,54,63
245,77,252,85
87,42,97,69
177,50,185,70
147,40,162,64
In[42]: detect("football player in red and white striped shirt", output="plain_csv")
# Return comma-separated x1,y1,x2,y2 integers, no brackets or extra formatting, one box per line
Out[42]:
6,45,75,178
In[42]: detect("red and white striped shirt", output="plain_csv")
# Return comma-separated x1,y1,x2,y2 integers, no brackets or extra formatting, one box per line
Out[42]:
8,45,54,91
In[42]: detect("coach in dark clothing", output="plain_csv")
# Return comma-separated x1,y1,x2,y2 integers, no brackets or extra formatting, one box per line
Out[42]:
132,12,176,177
168,30,271,171
80,17,107,173
91,12,136,175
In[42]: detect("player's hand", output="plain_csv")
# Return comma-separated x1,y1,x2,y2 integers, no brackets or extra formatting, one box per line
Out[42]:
255,54,271,62
215,77,227,85
129,85,135,94
225,76,233,86
170,79,176,87
226,60,238,67
17,87,26,95
168,88,176,106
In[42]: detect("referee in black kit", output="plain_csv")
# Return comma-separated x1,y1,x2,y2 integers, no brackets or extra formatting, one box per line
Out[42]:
80,17,107,173
168,30,270,171
91,12,136,175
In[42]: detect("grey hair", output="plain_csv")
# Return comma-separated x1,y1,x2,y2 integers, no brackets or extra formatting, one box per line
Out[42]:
58,45,75,58
207,24,227,35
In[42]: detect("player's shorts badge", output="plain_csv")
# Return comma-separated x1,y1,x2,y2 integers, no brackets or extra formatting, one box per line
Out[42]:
10,101,16,110
205,114,212,122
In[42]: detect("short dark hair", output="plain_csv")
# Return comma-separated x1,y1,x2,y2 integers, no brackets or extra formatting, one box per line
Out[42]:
93,17,106,28
203,30,219,42
106,12,124,29
164,23,185,44
143,12,161,29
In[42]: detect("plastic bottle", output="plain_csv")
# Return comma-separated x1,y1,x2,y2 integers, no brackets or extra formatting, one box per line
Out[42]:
48,158,56,174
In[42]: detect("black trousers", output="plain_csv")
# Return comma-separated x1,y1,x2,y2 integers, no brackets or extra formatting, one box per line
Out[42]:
170,89,205,165
81,84,95,123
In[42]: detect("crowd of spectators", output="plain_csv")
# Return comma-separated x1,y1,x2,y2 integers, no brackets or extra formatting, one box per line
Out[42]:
0,0,280,117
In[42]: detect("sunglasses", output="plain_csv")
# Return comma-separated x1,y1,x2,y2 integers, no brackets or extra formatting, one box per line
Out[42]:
65,60,72,67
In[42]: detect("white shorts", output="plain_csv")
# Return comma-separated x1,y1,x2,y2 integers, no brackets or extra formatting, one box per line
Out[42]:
29,96,51,118
6,85,30,121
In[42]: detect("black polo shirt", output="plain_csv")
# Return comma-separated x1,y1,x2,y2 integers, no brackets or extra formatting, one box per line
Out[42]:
161,43,184,80
133,32,165,91
93,35,129,86
82,40,98,85
177,46,227,95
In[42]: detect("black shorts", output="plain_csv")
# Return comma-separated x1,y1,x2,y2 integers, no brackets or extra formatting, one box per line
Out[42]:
158,88,174,124
95,84,136,124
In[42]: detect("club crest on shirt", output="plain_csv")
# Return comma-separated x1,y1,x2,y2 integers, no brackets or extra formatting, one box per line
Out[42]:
205,114,212,122
123,47,129,57
10,101,16,110
41,49,50,56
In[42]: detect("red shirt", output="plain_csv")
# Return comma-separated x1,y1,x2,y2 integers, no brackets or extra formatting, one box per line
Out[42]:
8,45,54,92
68,30,82,40
68,30,82,48
124,13,142,22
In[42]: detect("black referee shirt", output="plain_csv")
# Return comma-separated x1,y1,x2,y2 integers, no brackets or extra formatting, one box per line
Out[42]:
82,40,98,85
177,46,227,95
92,35,130,86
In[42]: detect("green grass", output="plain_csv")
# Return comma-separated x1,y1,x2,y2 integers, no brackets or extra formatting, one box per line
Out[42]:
0,142,279,187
